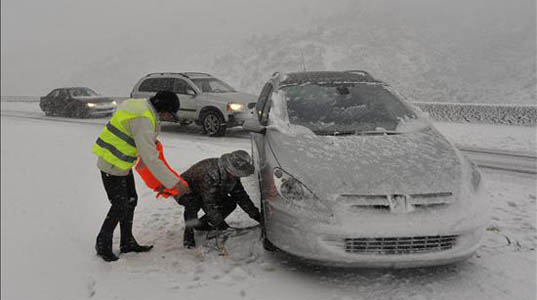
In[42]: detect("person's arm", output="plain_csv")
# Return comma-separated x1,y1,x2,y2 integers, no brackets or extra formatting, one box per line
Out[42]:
130,118,180,189
200,172,225,227
231,180,261,222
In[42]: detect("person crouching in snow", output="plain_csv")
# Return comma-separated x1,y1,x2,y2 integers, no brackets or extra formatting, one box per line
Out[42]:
175,150,261,248
92,91,190,262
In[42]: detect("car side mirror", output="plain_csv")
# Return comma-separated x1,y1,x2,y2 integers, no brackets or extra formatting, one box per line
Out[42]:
242,118,266,134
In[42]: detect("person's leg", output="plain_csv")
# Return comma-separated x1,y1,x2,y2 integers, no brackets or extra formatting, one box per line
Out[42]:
119,171,153,253
96,171,129,262
180,195,201,248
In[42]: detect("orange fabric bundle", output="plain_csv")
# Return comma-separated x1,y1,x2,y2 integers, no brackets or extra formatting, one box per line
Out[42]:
134,141,188,199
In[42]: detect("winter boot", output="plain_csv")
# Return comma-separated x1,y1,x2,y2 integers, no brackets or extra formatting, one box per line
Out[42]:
95,233,119,262
120,208,153,253
95,208,120,262
183,227,196,248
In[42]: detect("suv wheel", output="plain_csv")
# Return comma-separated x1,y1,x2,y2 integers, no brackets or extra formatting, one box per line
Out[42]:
201,110,226,137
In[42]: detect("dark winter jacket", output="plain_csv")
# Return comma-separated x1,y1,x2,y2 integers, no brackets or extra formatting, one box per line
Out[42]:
177,158,260,226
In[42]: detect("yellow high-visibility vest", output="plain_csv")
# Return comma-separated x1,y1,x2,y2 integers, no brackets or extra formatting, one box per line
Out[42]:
92,99,157,170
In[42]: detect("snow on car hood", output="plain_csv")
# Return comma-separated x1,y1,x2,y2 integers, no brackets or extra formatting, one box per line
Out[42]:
72,96,115,103
203,92,257,104
267,126,463,200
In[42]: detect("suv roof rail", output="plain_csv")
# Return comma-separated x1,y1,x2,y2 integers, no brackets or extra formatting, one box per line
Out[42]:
144,72,184,77
182,72,212,78
344,70,372,77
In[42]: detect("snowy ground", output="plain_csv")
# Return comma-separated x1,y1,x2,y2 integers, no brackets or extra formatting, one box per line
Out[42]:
1,102,536,300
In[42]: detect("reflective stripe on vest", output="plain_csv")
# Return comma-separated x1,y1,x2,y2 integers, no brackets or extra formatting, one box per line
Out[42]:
92,99,157,170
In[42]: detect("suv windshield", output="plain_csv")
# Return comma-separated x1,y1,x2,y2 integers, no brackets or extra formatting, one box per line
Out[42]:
282,83,417,134
70,88,98,97
190,78,236,93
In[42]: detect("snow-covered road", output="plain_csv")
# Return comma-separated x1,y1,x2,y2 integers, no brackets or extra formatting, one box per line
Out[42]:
1,102,536,300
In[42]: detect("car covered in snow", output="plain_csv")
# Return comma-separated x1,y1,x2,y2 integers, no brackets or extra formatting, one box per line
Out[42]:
243,71,489,268
130,72,257,136
39,87,117,118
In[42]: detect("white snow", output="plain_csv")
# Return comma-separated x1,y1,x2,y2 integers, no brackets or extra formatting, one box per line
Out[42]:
1,102,536,300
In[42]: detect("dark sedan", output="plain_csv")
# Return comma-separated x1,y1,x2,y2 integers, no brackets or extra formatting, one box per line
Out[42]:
39,87,117,118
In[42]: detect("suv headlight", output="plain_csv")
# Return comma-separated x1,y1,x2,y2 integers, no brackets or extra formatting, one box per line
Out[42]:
226,103,246,112
87,103,96,107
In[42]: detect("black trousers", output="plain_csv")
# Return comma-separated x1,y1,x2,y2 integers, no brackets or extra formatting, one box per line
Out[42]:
98,170,138,242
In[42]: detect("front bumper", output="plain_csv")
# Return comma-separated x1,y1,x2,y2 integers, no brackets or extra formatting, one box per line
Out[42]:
264,195,488,268
226,109,255,127
87,104,116,117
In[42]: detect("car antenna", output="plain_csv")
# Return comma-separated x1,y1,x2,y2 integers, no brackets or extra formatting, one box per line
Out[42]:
300,49,307,72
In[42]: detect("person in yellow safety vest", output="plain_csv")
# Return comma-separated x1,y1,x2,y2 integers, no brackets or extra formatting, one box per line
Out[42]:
92,90,190,262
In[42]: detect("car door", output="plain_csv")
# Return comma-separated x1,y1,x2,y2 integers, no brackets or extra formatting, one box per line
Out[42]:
171,78,197,120
57,89,73,115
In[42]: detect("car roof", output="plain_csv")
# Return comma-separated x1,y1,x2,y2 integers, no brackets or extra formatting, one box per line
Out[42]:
143,72,215,79
277,71,382,87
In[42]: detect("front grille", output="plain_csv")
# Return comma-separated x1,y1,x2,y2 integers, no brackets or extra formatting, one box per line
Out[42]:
344,235,457,255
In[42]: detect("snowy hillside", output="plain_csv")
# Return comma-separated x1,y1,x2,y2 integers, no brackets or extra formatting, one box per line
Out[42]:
207,0,536,105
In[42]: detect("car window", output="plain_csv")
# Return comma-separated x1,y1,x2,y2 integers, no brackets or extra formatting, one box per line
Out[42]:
190,78,236,93
138,78,175,92
58,89,69,98
70,88,98,97
171,78,194,95
47,89,60,98
256,83,273,126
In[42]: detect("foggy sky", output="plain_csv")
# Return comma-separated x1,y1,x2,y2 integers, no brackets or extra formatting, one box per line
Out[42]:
1,0,343,95
1,0,534,96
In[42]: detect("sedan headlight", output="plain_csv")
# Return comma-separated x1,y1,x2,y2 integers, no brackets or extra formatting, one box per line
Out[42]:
226,103,245,112
273,168,315,201
272,167,333,221
111,101,117,105
86,103,96,107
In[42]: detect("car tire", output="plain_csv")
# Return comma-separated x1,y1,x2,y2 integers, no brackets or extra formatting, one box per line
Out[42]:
200,110,226,137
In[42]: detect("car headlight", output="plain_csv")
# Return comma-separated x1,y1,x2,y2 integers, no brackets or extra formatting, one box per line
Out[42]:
112,101,117,105
273,168,314,201
272,167,333,221
226,103,245,112
87,103,96,107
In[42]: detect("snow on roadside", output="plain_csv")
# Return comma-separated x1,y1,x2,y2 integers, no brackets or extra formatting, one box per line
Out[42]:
1,102,536,300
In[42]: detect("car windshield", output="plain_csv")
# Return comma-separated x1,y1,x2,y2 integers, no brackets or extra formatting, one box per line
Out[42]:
190,78,236,93
281,83,418,135
70,88,98,97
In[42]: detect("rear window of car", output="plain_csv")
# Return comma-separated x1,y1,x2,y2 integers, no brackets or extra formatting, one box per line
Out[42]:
138,78,175,92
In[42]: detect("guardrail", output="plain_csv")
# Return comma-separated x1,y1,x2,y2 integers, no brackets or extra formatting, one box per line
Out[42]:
413,101,537,126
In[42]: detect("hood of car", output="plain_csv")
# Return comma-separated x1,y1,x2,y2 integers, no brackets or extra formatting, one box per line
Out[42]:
72,96,115,103
203,92,257,105
267,126,463,199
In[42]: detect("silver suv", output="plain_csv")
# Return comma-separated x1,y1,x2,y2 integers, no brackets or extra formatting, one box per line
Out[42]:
130,72,257,136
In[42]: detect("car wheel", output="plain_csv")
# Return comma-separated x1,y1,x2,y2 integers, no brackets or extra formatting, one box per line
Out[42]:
201,110,226,137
